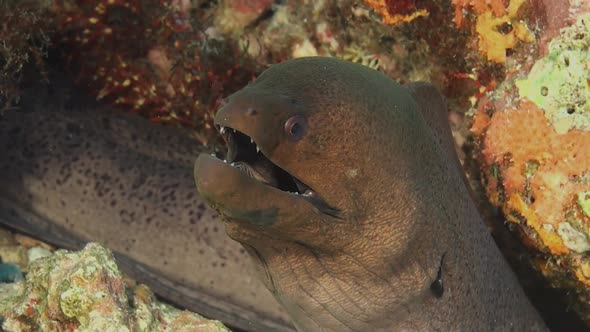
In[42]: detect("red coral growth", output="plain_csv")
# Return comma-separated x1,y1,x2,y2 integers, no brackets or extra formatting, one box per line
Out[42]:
364,0,429,25
452,0,507,27
382,0,422,15
53,0,261,145
227,0,274,15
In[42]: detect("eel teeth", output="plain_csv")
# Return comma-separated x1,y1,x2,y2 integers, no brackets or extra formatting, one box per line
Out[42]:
219,126,226,134
248,137,261,154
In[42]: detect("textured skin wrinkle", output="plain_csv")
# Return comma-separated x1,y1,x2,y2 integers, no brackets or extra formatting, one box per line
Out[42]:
286,257,358,331
300,248,370,328
195,57,549,331
0,81,293,332
310,259,372,319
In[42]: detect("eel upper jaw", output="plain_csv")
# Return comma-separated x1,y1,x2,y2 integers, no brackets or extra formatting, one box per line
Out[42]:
215,124,341,218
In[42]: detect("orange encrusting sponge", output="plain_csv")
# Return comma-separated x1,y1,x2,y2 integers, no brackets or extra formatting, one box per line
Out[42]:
473,100,590,254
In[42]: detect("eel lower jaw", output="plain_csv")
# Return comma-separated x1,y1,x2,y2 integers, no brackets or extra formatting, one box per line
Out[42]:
215,125,340,217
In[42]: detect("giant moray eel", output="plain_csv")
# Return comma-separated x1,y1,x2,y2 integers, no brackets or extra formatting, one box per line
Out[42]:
0,83,292,331
194,57,548,331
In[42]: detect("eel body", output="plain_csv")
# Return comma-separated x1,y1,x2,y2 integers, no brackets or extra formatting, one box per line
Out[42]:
0,85,293,331
194,57,549,331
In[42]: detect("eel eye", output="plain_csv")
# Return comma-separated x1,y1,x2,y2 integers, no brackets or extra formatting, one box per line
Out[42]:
284,115,307,141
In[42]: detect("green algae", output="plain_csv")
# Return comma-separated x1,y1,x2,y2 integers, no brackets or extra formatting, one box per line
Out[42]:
516,14,590,134
59,284,93,325
578,190,590,218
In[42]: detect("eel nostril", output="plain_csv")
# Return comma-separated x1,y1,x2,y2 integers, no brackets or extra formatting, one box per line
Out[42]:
246,108,257,116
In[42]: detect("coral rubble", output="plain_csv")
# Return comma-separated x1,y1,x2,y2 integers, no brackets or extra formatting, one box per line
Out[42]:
0,243,229,332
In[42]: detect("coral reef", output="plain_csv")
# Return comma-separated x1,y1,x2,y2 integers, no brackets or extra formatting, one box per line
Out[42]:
215,0,275,34
452,0,507,27
53,0,261,145
452,0,534,63
471,11,590,324
3,0,470,143
0,0,54,111
5,0,590,327
363,0,429,25
236,0,457,85
0,242,229,332
516,15,590,134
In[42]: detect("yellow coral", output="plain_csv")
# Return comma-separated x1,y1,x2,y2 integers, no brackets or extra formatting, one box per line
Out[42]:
454,0,535,63
575,268,590,287
477,0,534,63
504,194,569,255
452,0,506,27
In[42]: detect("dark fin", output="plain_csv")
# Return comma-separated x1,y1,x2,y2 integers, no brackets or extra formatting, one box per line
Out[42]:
404,82,457,163
405,82,474,199
430,252,446,298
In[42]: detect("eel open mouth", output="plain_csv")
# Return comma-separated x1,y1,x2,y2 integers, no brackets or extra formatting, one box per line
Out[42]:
217,125,314,196
214,125,340,217
213,124,342,219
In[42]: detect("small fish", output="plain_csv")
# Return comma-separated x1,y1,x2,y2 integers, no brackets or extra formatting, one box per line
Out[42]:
194,57,548,331
0,81,293,331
